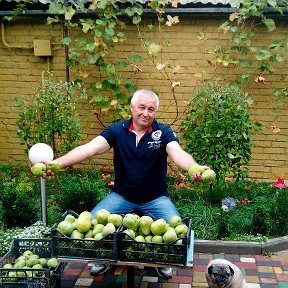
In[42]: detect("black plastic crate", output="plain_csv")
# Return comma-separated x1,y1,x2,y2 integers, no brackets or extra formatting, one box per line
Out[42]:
0,238,66,288
118,218,193,266
51,210,118,261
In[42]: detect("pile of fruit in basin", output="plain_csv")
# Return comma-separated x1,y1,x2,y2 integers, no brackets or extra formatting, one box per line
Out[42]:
52,209,192,265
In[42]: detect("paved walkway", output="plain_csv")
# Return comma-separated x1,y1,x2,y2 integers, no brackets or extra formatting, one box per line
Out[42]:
60,250,288,288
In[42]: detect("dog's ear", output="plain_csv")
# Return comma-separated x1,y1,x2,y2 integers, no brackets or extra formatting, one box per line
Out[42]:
208,265,214,274
228,265,235,275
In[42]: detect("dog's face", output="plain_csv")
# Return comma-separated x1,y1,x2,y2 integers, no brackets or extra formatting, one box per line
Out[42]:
207,264,235,287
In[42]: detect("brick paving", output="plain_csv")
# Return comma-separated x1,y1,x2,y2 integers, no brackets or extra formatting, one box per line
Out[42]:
60,251,288,288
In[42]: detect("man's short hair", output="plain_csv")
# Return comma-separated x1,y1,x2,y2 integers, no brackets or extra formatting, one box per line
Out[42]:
131,89,159,109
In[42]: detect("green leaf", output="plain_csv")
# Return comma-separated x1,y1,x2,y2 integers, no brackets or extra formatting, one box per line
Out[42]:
105,27,115,37
197,32,207,40
62,37,71,46
114,60,128,68
267,0,277,7
268,40,283,50
256,49,272,60
87,53,100,64
81,19,95,33
128,54,143,63
263,18,276,32
230,0,241,8
239,59,253,67
132,16,142,25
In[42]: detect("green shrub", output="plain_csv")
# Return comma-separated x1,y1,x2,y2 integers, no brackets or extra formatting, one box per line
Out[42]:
1,162,288,242
181,81,262,180
0,163,39,228
46,168,110,215
171,179,288,240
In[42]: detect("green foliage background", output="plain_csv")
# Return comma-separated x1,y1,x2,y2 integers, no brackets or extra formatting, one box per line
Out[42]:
1,163,288,243
181,81,262,180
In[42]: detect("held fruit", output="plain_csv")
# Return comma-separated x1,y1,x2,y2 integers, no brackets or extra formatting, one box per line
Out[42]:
188,165,206,176
202,169,216,183
31,163,46,176
46,160,61,174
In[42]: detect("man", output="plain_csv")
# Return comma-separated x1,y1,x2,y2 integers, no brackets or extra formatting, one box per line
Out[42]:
45,89,205,279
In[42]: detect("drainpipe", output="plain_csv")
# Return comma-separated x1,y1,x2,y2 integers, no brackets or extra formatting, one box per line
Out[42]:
64,0,70,83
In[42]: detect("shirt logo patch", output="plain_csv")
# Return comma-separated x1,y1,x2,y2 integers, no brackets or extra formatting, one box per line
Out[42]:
148,141,162,150
152,130,162,141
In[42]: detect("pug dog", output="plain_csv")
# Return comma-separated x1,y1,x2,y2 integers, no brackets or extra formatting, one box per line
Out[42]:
205,259,246,288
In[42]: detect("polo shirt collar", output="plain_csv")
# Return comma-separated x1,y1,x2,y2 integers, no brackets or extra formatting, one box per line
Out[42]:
125,118,156,134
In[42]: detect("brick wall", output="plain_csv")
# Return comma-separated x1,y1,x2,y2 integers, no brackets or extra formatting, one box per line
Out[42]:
0,15,287,180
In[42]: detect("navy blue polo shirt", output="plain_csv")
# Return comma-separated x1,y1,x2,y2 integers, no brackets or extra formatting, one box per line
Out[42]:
100,118,179,203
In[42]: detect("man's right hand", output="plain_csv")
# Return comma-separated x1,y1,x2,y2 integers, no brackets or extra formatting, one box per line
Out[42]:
42,160,61,178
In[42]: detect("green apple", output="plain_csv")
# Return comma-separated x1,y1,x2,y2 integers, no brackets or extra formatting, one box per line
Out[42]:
123,229,136,239
47,258,59,269
175,224,188,237
139,215,154,235
38,258,47,267
123,213,140,231
57,220,74,236
145,235,153,242
102,223,116,237
31,162,46,176
96,209,111,225
150,218,167,236
202,169,216,183
92,224,104,236
75,216,92,233
64,214,76,223
84,229,93,238
135,235,145,242
107,213,123,227
23,250,34,257
163,228,178,243
169,215,182,228
188,165,206,176
94,232,103,240
46,160,61,174
70,230,84,239
151,235,163,243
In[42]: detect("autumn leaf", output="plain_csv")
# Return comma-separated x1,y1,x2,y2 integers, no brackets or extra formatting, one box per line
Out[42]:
171,0,180,8
65,7,76,21
110,99,118,109
254,76,265,84
271,125,280,134
148,43,161,55
79,69,89,78
172,81,180,88
166,15,179,27
156,63,166,70
229,12,240,22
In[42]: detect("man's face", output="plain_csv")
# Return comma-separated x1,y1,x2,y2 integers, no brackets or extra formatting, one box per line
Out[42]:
131,94,157,129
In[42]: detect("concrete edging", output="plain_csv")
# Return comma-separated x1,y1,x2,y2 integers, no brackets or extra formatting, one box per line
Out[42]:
194,236,288,254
